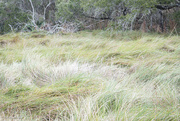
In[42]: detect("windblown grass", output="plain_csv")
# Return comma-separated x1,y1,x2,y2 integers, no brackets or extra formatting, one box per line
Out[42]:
0,31,179,120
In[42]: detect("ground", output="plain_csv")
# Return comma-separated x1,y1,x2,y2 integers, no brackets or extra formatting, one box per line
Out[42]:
0,30,179,120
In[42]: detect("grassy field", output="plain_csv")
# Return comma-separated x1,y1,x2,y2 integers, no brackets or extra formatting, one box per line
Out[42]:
0,30,179,120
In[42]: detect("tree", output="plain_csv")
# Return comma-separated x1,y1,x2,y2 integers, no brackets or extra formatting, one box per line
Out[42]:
0,0,57,34
0,1,30,34
56,0,180,32
0,0,179,34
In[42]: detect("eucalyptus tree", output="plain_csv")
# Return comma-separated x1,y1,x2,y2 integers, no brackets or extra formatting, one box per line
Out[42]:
0,0,30,34
0,0,179,33
0,0,56,34
56,0,180,31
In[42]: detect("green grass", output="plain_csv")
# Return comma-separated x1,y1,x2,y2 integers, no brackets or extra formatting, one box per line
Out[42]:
0,31,180,120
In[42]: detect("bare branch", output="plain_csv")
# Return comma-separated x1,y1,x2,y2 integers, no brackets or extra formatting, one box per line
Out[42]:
155,4,179,10
8,24,14,33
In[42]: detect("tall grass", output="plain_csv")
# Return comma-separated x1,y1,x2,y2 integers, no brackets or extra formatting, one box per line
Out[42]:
0,31,179,120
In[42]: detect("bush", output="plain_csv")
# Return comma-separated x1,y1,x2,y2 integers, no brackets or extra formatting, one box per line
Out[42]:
0,2,30,34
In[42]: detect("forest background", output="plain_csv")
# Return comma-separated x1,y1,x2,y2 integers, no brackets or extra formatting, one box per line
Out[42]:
0,0,180,34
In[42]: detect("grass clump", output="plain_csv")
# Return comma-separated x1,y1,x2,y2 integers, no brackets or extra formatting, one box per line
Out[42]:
0,30,179,120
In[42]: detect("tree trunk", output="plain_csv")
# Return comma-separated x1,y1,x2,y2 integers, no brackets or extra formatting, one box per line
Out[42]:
159,11,164,32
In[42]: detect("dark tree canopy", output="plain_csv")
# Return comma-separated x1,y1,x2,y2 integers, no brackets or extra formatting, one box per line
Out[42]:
0,0,179,34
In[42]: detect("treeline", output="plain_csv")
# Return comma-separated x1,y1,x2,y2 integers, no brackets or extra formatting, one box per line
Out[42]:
0,0,180,34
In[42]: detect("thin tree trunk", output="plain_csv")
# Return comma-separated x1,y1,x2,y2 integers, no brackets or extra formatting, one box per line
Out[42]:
159,11,164,32
44,1,52,25
28,0,36,26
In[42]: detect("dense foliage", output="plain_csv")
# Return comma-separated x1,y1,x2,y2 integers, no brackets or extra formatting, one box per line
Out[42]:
0,0,179,34
0,1,30,34
56,0,180,32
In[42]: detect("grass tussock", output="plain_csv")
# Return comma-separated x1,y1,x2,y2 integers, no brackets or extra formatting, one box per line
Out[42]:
0,31,180,120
